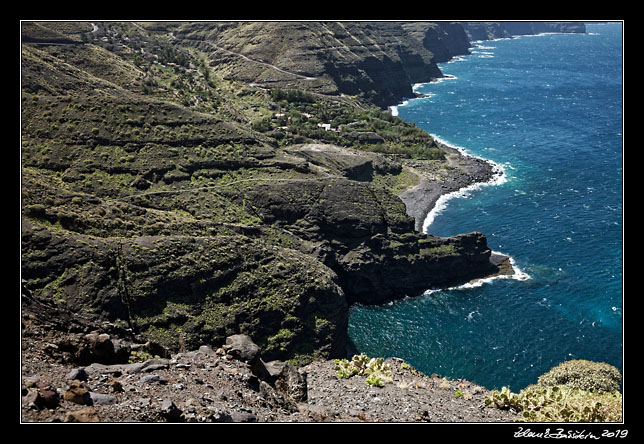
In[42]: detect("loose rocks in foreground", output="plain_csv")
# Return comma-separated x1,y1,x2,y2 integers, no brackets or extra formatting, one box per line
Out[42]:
21,329,518,423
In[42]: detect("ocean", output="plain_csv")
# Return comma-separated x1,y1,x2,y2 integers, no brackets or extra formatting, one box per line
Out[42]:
348,22,623,392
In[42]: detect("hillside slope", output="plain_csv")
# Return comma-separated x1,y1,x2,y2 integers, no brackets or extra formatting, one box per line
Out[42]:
21,21,510,363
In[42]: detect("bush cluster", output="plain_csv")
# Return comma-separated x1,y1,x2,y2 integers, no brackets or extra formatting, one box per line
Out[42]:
486,360,622,422
259,88,444,160
334,354,393,387
270,88,315,104
536,359,622,393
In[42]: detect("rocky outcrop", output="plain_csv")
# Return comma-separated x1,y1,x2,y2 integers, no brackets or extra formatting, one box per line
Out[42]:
401,21,472,64
242,176,500,305
21,219,349,362
284,143,402,181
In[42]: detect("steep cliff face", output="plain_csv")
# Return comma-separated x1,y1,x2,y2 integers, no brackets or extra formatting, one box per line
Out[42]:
21,20,556,364
401,22,471,64
173,22,585,108
460,21,586,41
179,21,584,109
21,219,349,362
173,21,471,108
240,173,498,306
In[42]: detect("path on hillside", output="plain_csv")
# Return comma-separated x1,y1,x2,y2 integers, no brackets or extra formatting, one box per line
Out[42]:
118,173,341,202
201,41,318,81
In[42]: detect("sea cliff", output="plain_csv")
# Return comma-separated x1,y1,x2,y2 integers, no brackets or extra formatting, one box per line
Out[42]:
22,20,526,361
460,21,586,41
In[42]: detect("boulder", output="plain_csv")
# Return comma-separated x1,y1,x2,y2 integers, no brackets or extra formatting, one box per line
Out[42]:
83,358,169,376
140,374,168,385
211,410,257,423
224,334,260,363
264,360,308,402
64,407,100,422
65,367,89,382
51,331,131,365
160,398,183,422
63,380,91,405
82,332,131,364
229,411,257,423
88,392,118,406
36,381,60,409
22,388,40,410
21,380,60,410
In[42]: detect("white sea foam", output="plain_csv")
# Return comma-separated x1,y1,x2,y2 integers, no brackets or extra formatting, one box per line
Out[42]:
417,136,531,289
432,74,458,83
451,253,531,289
389,82,443,116
472,51,495,56
421,251,531,297
422,134,508,234
472,37,513,44
504,253,531,281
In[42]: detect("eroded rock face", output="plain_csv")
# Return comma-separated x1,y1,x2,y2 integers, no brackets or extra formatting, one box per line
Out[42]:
176,21,469,108
336,232,496,305
21,219,349,362
244,178,498,305
21,164,500,362
20,21,511,365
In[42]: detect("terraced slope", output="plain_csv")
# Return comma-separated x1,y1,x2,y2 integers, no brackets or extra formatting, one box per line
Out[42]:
21,21,505,363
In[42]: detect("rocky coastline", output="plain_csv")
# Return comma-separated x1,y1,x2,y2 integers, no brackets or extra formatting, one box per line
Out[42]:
399,140,500,233
20,134,518,424
21,21,587,423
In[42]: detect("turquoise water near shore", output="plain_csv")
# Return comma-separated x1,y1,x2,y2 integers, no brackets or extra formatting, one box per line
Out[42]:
348,23,623,392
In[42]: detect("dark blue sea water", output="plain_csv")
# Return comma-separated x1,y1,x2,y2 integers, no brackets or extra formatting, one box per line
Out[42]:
348,22,623,392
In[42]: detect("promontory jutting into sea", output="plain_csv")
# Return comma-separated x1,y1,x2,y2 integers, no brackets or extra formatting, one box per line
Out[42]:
350,22,623,392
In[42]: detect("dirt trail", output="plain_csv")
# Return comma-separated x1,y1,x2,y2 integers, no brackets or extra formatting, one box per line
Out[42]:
204,41,318,81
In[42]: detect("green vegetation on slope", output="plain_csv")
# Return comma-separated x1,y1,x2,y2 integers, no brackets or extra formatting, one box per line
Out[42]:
486,360,622,422
253,88,445,160
21,21,454,363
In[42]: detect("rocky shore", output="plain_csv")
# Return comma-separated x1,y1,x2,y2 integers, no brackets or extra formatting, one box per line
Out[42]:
399,140,500,233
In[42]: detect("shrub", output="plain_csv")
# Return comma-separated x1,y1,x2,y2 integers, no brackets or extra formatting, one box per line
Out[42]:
251,117,273,132
537,359,622,393
366,373,385,387
486,360,623,422
486,384,622,422
334,353,393,387
270,88,315,104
